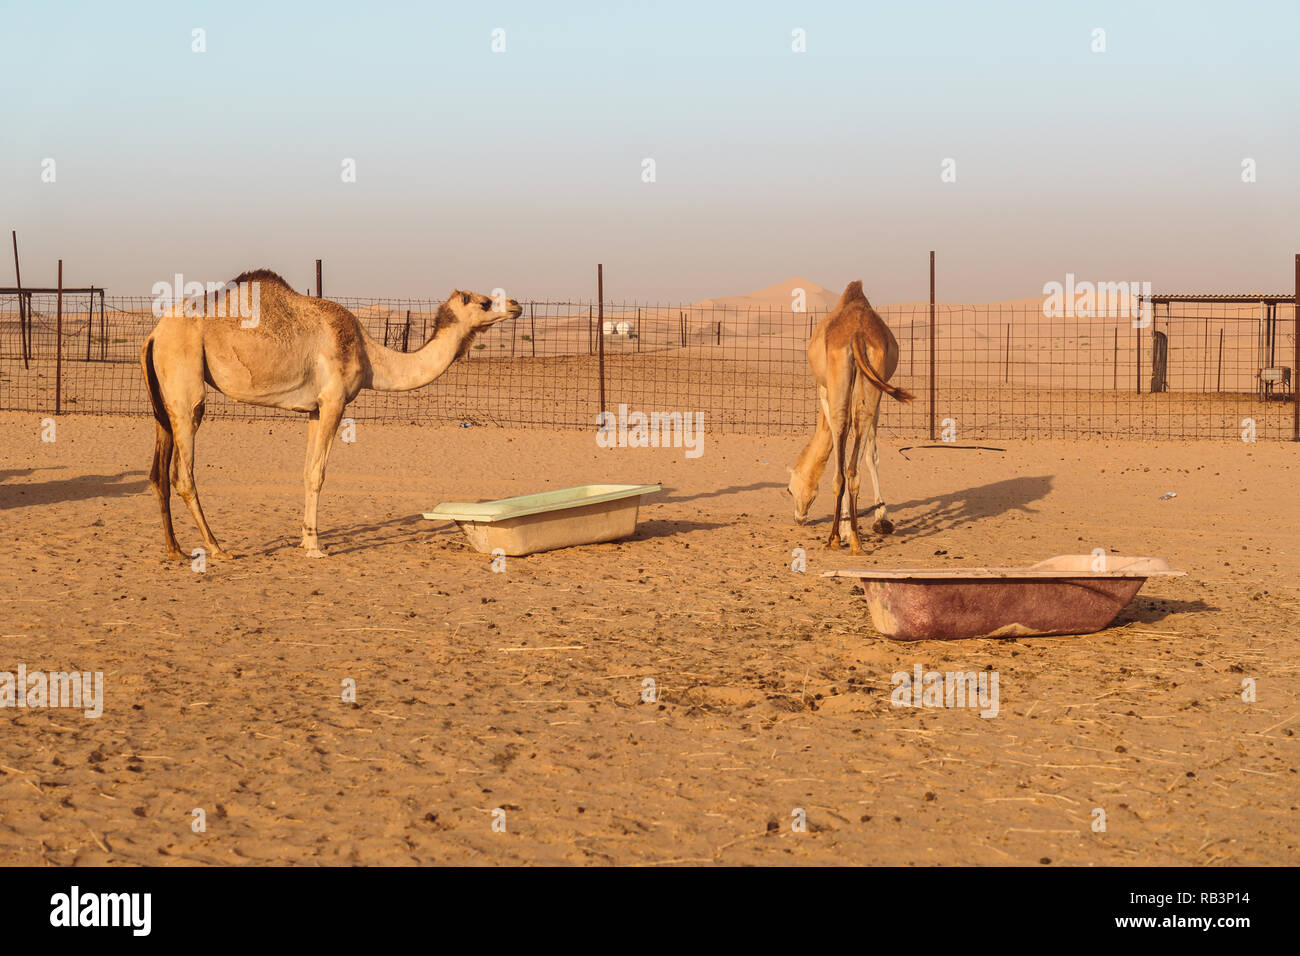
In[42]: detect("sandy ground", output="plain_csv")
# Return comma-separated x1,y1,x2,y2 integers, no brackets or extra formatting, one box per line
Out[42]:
0,411,1296,866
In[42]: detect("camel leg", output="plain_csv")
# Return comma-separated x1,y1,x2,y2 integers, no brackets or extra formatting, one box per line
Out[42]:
845,395,868,555
860,387,893,535
149,419,183,560
301,397,344,558
170,399,234,560
823,385,851,551
791,404,832,497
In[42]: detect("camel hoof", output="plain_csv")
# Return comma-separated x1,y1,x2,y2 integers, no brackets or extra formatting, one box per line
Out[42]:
873,518,895,536
214,549,237,560
304,547,327,559
825,538,841,550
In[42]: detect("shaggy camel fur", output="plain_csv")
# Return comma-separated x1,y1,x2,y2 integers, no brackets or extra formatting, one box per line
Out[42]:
787,280,914,553
141,270,520,559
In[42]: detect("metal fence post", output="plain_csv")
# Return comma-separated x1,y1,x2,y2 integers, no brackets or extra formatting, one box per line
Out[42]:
11,231,28,369
1136,300,1142,395
1293,253,1299,440
316,259,322,297
55,259,63,415
928,250,936,441
1113,327,1119,391
597,264,606,424
1216,328,1223,393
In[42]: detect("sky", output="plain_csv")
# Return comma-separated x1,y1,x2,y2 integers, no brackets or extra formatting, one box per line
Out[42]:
2,0,1298,303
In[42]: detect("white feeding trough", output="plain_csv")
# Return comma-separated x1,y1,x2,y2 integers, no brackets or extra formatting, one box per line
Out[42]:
423,484,661,556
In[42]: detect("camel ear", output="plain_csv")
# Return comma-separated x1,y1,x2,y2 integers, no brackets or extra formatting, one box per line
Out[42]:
459,291,472,306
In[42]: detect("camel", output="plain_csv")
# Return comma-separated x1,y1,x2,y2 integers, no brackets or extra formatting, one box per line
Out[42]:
786,280,915,554
140,270,520,559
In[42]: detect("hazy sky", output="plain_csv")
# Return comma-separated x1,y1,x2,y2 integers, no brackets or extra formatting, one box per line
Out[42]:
3,0,1297,303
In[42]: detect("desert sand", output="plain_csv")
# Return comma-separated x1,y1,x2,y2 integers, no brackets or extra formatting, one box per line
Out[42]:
0,411,1296,865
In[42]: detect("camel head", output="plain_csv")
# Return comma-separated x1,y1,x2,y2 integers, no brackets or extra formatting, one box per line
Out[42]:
787,465,817,524
442,289,524,330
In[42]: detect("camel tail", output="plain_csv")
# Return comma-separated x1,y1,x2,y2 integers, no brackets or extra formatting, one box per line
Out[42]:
141,336,171,432
851,331,915,403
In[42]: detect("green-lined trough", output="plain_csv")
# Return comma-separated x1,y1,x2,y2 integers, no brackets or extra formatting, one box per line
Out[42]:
423,484,661,556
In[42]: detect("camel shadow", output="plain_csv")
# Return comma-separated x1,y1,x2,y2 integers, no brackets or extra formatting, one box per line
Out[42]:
807,475,1054,542
657,481,785,504
0,468,148,510
252,513,430,557
250,514,728,557
629,517,727,541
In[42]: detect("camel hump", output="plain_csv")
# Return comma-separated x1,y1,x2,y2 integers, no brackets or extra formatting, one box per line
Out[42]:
230,268,291,288
840,280,867,304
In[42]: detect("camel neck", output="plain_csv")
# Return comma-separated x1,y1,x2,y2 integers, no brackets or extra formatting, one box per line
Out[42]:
361,323,470,392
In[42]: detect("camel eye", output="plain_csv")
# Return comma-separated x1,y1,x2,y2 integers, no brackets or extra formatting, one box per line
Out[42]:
480,299,492,311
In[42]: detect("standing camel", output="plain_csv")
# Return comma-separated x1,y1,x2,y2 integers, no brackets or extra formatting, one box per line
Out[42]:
140,270,520,559
786,280,914,553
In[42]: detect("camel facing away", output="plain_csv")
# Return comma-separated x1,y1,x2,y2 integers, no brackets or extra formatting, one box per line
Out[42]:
787,280,915,554
141,270,521,559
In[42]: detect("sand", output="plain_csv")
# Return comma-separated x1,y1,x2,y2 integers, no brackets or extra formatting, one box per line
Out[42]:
0,411,1296,865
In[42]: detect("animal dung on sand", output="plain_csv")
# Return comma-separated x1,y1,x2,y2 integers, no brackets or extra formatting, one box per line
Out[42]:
423,484,661,557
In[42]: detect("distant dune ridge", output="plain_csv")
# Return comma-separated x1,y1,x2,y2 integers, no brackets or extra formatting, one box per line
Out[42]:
694,276,841,314
696,277,1069,316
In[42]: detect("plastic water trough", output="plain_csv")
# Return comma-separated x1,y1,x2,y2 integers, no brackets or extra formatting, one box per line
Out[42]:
823,554,1185,641
423,484,661,557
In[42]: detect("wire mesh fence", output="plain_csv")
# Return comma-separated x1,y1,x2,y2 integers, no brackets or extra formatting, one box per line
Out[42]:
0,292,1295,440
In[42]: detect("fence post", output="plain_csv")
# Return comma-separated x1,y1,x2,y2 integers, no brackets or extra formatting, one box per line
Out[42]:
316,259,322,297
1202,317,1209,392
530,302,536,358
1135,299,1143,394
597,264,606,425
1293,253,1299,440
1216,328,1223,393
11,231,28,370
928,250,936,442
55,259,63,415
1003,323,1010,383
